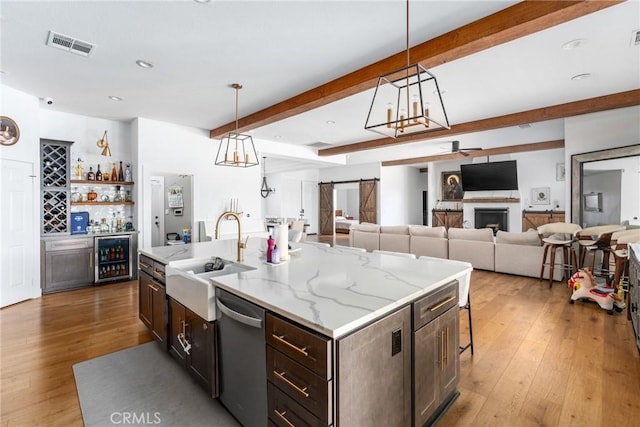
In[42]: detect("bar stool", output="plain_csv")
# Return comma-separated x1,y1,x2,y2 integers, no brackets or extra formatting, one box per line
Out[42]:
610,229,640,286
420,256,474,355
538,223,582,287
577,225,626,275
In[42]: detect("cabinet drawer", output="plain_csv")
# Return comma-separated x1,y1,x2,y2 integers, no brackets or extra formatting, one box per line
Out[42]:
153,261,166,284
267,314,331,380
413,280,458,330
267,346,332,424
138,255,154,276
268,382,327,427
45,238,93,251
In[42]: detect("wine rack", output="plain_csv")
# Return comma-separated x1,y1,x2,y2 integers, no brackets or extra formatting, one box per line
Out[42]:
41,139,72,235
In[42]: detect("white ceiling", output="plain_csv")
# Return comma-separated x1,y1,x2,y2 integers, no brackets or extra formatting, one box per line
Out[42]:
1,0,639,173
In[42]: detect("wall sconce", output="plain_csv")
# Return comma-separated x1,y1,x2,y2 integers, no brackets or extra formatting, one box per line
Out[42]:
96,130,111,156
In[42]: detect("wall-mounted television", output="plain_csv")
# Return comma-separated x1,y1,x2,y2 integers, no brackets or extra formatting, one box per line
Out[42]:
460,160,519,191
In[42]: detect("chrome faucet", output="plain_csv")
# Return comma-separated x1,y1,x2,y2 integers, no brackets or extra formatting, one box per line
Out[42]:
214,211,246,262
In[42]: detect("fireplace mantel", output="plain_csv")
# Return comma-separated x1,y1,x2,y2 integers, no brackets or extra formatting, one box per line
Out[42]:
462,198,520,204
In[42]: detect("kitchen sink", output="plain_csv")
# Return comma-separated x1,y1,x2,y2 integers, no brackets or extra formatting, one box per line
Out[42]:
194,262,254,280
165,258,255,322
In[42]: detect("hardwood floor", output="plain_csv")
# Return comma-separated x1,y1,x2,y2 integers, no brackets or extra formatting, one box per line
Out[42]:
0,282,151,427
1,271,639,426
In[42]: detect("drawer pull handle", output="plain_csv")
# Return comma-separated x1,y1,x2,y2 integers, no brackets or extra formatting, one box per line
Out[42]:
429,296,456,312
149,284,159,292
272,334,308,356
139,262,152,269
274,371,309,398
273,409,295,427
154,269,165,277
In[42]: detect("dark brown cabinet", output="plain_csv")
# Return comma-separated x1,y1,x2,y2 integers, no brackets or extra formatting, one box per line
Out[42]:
138,255,167,348
168,297,217,397
522,210,565,231
138,270,166,347
266,313,332,426
432,209,463,230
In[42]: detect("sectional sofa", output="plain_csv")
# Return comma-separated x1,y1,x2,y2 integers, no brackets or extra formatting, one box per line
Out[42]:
349,223,563,280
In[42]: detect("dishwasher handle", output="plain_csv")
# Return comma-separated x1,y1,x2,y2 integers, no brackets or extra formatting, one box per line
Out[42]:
216,298,263,329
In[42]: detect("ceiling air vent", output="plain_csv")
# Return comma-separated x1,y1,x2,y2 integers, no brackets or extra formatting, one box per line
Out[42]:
46,31,95,57
306,142,333,149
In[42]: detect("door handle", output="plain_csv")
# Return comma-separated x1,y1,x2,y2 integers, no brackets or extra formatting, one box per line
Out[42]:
216,299,262,328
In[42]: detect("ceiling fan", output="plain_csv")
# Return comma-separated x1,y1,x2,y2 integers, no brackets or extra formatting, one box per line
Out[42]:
449,140,483,156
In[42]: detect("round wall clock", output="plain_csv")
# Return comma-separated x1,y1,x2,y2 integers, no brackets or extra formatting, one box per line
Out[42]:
0,116,20,146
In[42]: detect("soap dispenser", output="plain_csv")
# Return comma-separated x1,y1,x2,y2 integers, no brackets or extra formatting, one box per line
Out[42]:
266,235,275,263
271,244,280,264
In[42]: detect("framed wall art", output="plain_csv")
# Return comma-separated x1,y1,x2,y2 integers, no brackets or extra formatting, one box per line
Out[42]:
0,116,20,146
442,171,463,201
531,187,550,205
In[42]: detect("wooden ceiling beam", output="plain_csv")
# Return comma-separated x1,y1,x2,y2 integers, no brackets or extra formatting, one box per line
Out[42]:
210,1,621,139
382,140,565,167
320,89,640,156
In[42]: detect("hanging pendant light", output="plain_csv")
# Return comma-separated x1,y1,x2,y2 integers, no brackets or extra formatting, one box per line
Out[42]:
365,0,450,138
215,83,259,168
96,130,111,156
260,156,275,198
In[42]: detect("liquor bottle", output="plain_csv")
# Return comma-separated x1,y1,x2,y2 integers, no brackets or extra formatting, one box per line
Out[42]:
111,163,118,181
96,164,103,181
118,161,124,181
110,247,115,261
87,167,95,181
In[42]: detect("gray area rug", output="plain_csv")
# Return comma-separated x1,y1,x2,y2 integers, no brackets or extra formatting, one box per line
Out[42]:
73,342,239,427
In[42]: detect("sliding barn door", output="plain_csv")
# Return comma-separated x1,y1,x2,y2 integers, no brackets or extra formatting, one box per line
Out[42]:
319,183,334,236
359,180,377,224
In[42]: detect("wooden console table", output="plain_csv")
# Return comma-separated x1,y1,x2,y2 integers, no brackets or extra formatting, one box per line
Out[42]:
432,209,463,230
522,210,565,231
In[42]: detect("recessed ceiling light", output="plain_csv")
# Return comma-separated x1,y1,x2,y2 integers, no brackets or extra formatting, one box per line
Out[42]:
108,95,123,101
194,0,211,3
136,59,154,69
571,73,591,81
274,135,283,139
326,120,335,125
562,38,586,50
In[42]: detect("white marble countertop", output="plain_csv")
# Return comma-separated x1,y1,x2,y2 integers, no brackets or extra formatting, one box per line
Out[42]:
140,238,472,339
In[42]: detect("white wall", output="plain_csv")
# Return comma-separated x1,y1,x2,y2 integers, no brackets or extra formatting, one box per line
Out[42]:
380,166,422,225
135,118,263,248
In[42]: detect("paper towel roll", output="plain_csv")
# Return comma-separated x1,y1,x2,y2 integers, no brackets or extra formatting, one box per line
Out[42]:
275,224,289,261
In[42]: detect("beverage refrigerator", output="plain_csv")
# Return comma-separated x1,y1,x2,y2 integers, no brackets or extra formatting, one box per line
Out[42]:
95,235,133,283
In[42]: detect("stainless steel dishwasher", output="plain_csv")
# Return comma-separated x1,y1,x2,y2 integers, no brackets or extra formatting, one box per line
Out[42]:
215,288,267,427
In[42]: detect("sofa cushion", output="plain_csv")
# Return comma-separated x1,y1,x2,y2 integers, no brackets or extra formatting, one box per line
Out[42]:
380,225,409,235
447,227,494,242
495,230,541,246
409,225,447,238
351,222,380,233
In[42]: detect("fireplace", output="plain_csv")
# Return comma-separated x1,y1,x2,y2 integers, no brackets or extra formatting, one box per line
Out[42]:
475,208,509,235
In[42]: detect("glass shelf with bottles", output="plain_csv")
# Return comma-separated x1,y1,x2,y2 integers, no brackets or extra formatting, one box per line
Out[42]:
70,183,134,205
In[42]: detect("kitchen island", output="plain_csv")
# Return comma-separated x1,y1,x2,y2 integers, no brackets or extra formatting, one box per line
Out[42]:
139,238,472,426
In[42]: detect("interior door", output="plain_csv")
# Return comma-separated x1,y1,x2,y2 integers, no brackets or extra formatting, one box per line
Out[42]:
359,179,378,224
318,183,334,236
1,159,37,307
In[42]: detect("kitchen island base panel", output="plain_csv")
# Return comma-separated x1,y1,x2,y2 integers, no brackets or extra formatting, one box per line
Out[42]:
337,305,412,426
